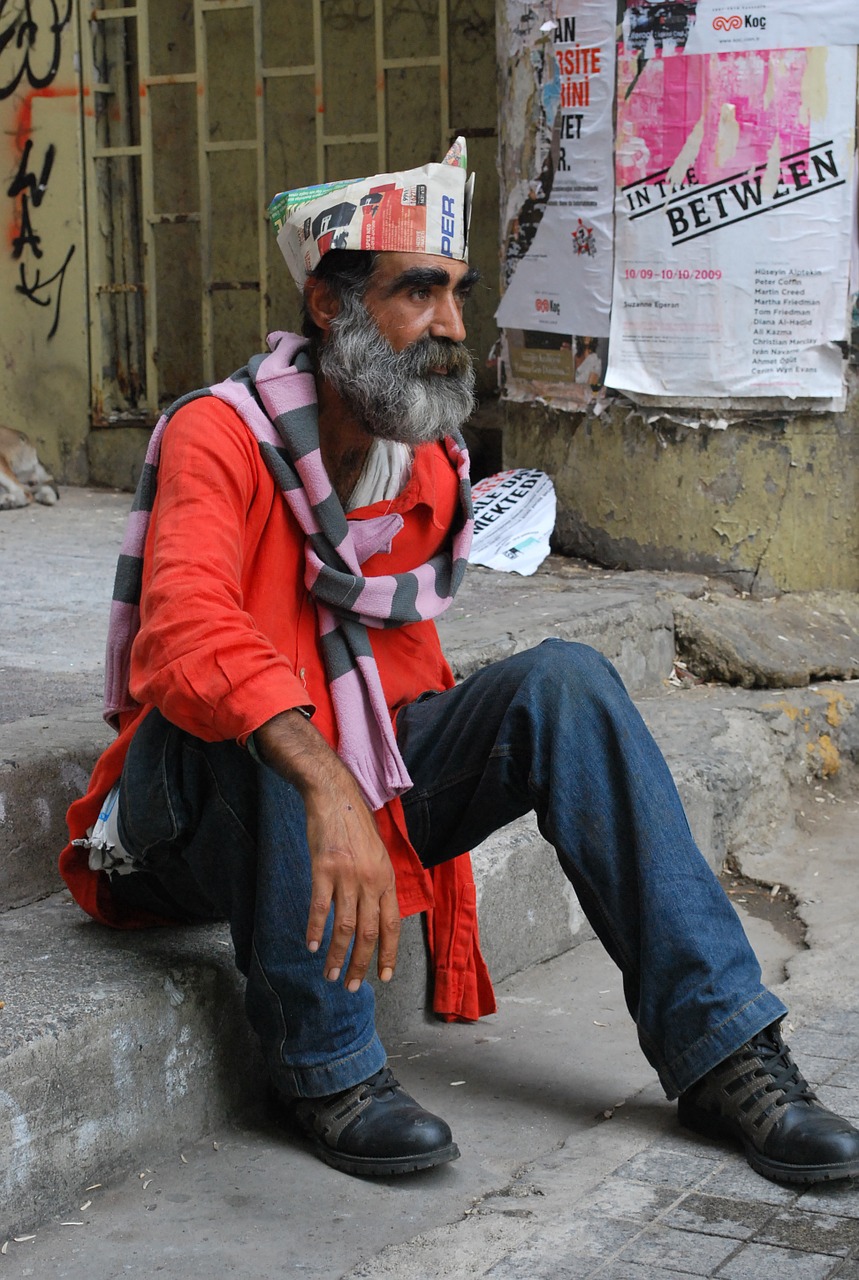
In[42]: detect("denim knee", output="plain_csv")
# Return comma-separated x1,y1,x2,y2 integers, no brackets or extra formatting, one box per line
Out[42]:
524,639,627,711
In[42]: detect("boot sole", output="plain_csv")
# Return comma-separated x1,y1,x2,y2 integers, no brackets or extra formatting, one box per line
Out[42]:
678,1098,859,1186
306,1135,460,1177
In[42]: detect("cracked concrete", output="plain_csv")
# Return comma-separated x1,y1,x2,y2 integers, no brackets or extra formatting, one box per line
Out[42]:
504,392,859,593
674,594,859,688
748,449,792,597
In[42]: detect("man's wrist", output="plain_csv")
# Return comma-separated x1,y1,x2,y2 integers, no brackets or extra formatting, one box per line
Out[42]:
247,706,313,766
252,708,367,812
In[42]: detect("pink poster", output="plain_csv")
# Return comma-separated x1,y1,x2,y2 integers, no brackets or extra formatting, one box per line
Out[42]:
607,5,857,401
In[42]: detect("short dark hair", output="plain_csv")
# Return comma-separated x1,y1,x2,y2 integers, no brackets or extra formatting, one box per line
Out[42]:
301,249,379,341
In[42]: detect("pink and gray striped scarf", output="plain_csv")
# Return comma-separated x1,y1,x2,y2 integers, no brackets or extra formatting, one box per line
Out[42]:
104,330,473,810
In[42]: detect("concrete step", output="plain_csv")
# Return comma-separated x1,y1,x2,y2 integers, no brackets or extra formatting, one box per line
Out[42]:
3,682,856,1237
0,557,703,912
0,711,112,911
0,487,707,913
438,558,700,690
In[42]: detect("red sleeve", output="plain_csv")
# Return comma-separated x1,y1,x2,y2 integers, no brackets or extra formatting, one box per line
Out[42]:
129,399,310,742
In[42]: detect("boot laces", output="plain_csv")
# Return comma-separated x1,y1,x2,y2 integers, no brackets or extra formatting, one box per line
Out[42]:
738,1025,817,1110
357,1066,400,1101
297,1066,403,1141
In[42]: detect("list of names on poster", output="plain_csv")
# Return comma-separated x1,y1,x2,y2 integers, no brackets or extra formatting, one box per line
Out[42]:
751,266,826,382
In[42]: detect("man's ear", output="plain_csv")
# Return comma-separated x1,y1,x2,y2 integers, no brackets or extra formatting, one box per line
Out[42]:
303,275,340,336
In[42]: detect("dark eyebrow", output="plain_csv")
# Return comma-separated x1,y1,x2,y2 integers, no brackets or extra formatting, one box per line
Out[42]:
457,266,482,294
383,264,482,297
384,266,451,295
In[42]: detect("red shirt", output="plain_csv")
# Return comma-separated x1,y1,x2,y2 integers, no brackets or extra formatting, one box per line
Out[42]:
61,397,495,1021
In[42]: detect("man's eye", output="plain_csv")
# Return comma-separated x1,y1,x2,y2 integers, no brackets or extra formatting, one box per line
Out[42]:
411,287,431,300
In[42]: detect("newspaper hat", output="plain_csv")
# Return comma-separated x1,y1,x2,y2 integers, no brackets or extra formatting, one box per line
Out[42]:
268,137,474,289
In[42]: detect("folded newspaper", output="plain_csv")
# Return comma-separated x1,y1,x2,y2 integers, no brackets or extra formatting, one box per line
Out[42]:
468,468,556,576
269,137,474,287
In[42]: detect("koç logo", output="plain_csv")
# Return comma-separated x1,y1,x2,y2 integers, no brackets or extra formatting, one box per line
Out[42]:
712,12,766,28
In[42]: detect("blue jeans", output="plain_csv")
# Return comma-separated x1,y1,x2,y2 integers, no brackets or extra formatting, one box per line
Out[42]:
111,641,786,1100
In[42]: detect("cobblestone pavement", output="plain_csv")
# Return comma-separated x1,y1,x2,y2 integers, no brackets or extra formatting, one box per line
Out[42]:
484,1011,859,1280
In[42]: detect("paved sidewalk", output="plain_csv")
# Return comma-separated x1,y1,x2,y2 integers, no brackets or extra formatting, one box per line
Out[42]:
4,819,859,1280
439,1014,859,1280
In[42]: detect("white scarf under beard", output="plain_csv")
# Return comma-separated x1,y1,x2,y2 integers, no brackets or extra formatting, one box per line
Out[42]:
317,290,477,445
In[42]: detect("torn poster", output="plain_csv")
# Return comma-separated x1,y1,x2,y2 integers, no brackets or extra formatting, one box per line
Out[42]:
606,13,857,400
496,1,616,403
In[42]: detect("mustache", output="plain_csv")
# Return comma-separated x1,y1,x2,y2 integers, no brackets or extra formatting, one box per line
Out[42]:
398,337,473,379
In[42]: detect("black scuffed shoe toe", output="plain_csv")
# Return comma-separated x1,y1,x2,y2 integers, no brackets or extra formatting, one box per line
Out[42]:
292,1066,460,1177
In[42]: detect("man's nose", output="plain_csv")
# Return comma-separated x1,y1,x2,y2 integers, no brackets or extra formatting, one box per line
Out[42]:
429,293,467,343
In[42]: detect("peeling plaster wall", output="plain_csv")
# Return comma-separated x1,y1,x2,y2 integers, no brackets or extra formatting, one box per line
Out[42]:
504,380,859,593
496,2,551,275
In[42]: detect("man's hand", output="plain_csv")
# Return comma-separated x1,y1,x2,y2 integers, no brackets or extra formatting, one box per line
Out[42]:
253,710,401,990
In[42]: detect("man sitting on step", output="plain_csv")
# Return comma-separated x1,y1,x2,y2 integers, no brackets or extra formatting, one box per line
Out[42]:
63,140,859,1186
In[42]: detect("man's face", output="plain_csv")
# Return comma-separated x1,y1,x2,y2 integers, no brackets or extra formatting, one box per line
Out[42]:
316,252,479,446
360,252,477,352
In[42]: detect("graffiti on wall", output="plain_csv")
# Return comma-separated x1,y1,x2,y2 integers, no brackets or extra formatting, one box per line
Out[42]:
2,0,76,339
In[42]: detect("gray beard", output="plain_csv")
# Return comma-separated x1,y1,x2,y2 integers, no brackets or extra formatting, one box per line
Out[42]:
317,292,476,445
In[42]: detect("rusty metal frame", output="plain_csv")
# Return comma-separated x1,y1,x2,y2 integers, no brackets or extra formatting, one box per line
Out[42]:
314,0,452,175
83,0,454,423
82,5,149,421
194,0,213,384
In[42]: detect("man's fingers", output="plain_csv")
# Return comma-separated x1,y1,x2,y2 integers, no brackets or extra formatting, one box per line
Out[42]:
377,887,401,982
304,820,400,990
323,895,359,980
306,874,335,955
325,880,401,992
342,897,381,991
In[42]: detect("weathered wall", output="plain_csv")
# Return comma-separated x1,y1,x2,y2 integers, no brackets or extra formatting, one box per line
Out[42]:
1,4,498,489
84,0,500,489
0,5,89,483
449,2,498,399
494,0,858,588
504,378,859,593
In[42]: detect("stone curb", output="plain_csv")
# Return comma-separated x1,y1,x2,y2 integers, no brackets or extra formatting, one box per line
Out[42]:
0,711,112,910
2,491,856,1236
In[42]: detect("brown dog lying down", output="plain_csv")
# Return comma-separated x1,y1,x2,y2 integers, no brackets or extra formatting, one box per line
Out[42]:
0,426,59,510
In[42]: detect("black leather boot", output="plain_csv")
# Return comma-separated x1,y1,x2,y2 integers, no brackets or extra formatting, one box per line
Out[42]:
678,1021,859,1184
291,1066,459,1176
